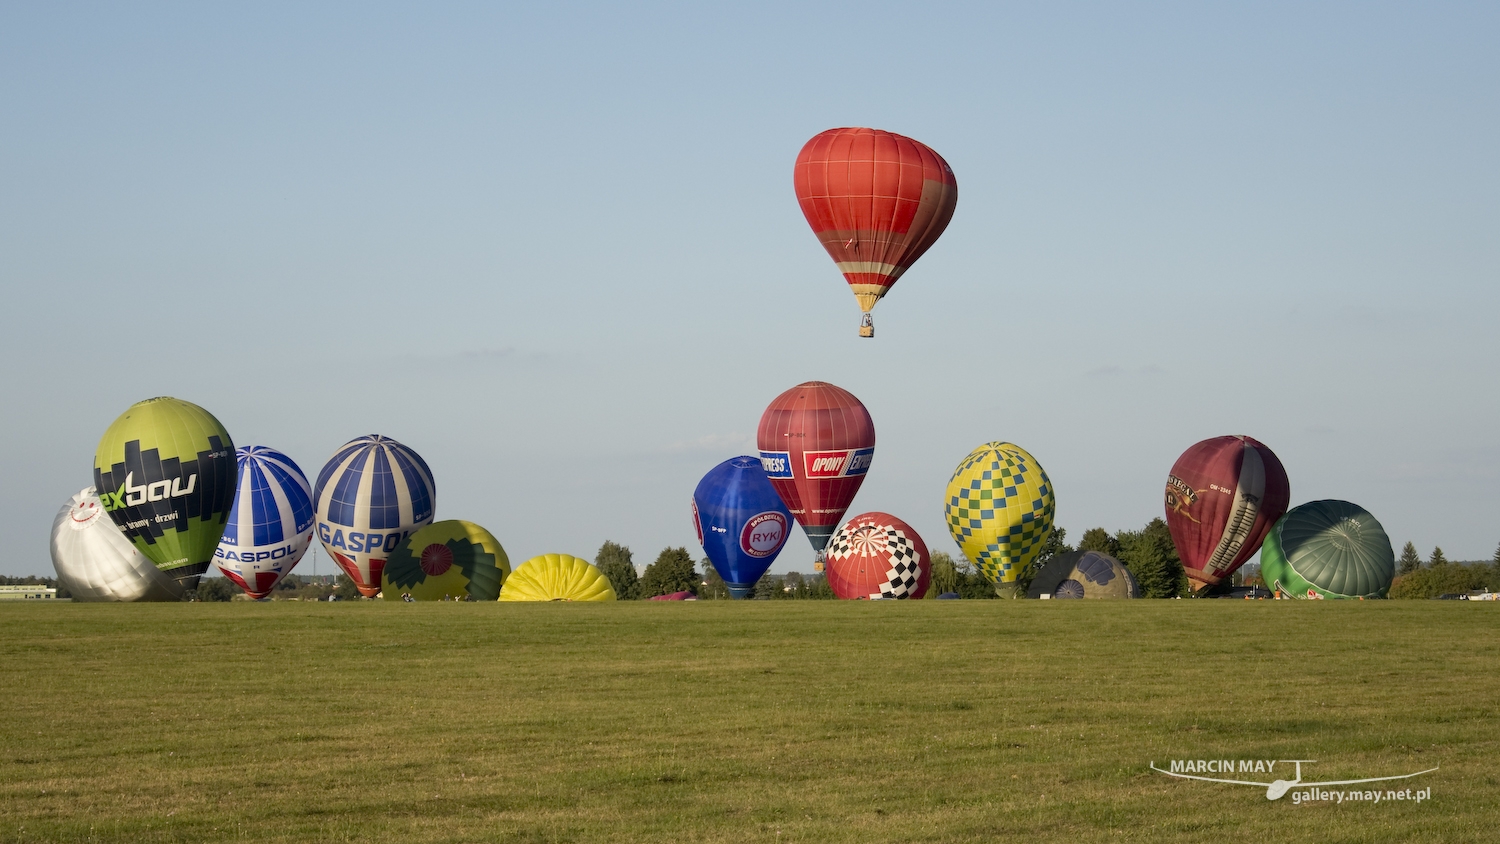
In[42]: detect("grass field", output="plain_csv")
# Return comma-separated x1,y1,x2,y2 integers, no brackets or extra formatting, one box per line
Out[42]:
1,601,1496,843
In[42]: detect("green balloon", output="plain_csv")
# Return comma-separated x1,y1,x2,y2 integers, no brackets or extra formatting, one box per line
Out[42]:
93,397,236,590
1260,500,1394,599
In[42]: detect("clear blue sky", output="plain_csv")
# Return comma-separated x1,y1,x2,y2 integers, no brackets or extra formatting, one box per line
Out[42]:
3,2,1497,577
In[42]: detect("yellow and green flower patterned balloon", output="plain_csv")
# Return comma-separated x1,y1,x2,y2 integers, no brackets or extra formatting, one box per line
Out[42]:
381,520,510,601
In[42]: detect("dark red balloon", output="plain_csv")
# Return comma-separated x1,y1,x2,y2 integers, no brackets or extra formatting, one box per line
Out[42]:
825,512,930,600
756,381,875,557
1164,436,1290,590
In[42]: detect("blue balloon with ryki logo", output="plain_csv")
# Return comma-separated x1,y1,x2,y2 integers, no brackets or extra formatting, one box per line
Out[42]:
693,456,792,599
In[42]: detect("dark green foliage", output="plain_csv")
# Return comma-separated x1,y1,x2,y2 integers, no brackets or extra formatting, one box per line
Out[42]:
333,575,363,601
945,553,999,599
697,559,729,600
1398,542,1422,575
752,573,778,600
639,547,698,597
926,551,960,597
1115,518,1188,598
195,577,237,602
1390,560,1499,598
1429,547,1448,566
1077,527,1119,557
595,541,641,600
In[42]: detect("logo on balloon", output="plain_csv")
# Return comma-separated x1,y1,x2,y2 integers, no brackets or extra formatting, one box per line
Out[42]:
758,451,793,479
803,448,874,479
692,499,703,545
740,512,788,558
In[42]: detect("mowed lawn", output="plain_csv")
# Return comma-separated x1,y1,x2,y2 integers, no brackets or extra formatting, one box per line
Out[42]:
1,601,1496,843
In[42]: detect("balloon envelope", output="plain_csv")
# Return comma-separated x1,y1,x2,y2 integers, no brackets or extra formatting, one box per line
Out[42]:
51,488,184,602
499,554,615,602
313,435,436,598
382,520,510,601
825,512,930,600
794,127,957,335
1260,500,1394,599
1164,435,1289,590
757,381,875,559
215,446,315,599
94,397,237,590
944,442,1055,596
693,456,792,599
1027,550,1140,599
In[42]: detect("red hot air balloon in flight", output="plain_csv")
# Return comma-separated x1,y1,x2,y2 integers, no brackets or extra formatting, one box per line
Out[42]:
1164,435,1290,592
757,382,875,564
794,127,958,337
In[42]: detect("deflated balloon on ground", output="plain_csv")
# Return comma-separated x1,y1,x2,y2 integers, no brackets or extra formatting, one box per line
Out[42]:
382,520,509,601
499,554,615,602
1027,550,1140,599
1259,500,1394,599
51,487,184,602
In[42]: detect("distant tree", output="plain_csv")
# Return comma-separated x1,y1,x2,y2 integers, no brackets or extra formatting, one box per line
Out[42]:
1389,561,1490,599
1115,518,1188,598
639,547,698,597
333,575,363,600
752,573,779,600
1428,547,1448,567
801,573,835,599
926,551,961,597
951,554,999,599
698,559,729,600
1234,562,1261,587
595,541,640,600
276,575,301,591
1077,527,1119,557
196,577,237,602
1397,542,1422,575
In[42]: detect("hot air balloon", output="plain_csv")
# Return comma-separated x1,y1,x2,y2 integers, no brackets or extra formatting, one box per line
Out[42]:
794,127,957,337
757,382,875,566
50,488,184,602
1260,501,1394,599
944,442,1055,597
1164,435,1289,592
214,446,314,599
499,554,615,601
693,456,792,599
94,397,237,590
825,512,930,600
313,435,436,598
1027,550,1139,599
381,520,510,601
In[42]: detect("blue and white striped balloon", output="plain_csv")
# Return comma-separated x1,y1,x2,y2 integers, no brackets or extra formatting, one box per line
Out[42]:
313,435,436,597
214,446,315,598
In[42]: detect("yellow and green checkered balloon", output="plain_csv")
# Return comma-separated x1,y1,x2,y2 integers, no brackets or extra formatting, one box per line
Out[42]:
944,442,1055,595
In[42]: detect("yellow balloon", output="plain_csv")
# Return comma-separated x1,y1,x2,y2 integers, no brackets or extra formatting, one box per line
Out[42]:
381,520,510,601
944,442,1055,596
499,554,616,602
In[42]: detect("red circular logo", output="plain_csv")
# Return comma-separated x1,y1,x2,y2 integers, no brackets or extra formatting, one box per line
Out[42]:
740,512,788,558
419,543,454,576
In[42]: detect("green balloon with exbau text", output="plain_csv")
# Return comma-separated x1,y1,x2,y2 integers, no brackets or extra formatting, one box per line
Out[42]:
93,397,237,591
